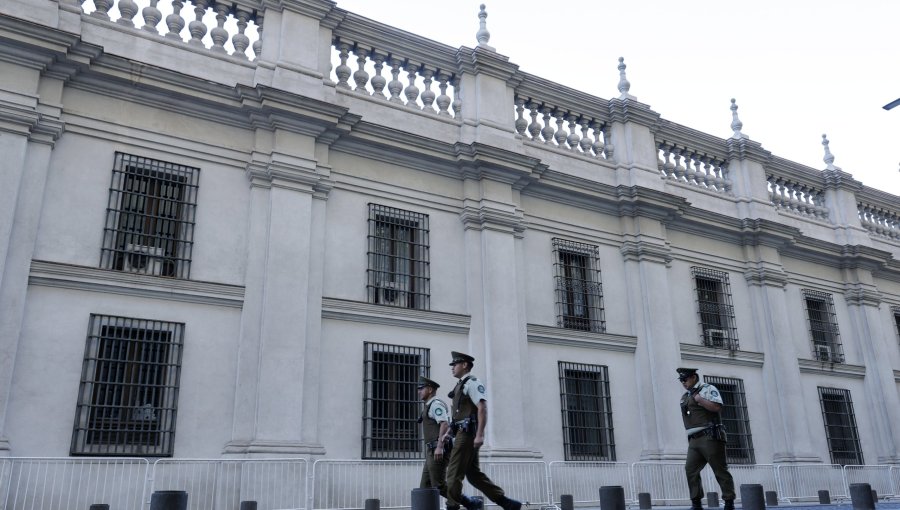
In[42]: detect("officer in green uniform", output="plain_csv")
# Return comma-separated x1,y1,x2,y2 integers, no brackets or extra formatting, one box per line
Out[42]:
418,376,456,510
678,367,735,510
441,351,522,510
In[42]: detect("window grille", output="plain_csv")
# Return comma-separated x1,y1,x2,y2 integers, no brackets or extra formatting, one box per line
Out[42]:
802,290,844,363
558,362,615,461
366,204,430,310
704,375,755,464
362,342,430,459
691,267,738,350
818,387,863,465
100,153,199,279
553,239,605,333
71,314,184,456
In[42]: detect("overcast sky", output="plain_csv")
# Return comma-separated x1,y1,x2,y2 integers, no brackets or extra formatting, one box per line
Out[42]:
334,0,899,196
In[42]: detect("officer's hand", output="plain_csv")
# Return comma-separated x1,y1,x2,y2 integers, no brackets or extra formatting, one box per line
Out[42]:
435,446,443,460
693,393,703,403
474,434,484,448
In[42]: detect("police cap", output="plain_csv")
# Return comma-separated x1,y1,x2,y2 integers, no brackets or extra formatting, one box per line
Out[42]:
417,376,440,389
676,367,698,381
449,351,475,366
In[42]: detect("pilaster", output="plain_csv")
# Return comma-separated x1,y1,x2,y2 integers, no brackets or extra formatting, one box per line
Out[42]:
822,169,869,246
725,137,776,219
606,98,662,185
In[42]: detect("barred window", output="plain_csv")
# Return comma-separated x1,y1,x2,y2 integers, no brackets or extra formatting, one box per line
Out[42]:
71,315,184,456
704,375,755,464
362,342,429,459
803,290,844,363
366,204,430,310
818,387,863,465
893,307,900,343
692,267,738,350
558,362,615,461
100,153,199,279
553,239,605,332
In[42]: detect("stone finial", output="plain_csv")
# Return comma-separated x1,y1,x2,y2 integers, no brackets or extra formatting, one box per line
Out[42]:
476,4,495,51
617,57,634,99
730,98,746,139
822,134,840,170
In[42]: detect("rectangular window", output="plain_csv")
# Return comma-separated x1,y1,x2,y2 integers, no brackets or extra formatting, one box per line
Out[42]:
71,315,184,456
362,342,429,459
818,387,863,465
803,290,844,363
704,375,755,464
366,204,430,310
558,362,615,461
553,239,605,332
692,267,738,350
100,153,199,279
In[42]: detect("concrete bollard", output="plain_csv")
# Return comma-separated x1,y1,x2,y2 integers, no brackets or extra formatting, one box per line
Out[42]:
150,490,188,510
240,501,258,510
638,492,652,510
707,492,720,508
849,483,875,510
89,505,110,510
411,488,440,510
599,486,626,510
740,484,765,510
560,494,574,510
818,490,831,504
765,491,778,506
365,498,381,510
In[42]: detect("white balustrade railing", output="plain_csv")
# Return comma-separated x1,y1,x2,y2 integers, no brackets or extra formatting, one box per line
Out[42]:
547,461,633,505
513,97,611,160
775,464,848,502
858,202,900,241
843,465,895,499
657,142,731,194
0,457,149,510
81,0,261,60
766,174,829,221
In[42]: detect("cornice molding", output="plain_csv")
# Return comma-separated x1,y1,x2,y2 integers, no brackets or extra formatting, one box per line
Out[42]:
607,97,660,127
258,0,337,20
28,260,245,307
797,358,866,379
843,285,882,307
321,297,470,334
678,343,765,368
744,267,789,288
456,46,521,85
620,239,672,265
459,204,525,233
821,168,863,192
526,324,638,353
725,136,771,163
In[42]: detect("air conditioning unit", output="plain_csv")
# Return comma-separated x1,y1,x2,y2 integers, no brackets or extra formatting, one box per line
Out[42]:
704,328,727,348
122,243,164,276
131,403,158,422
816,345,832,362
377,281,409,308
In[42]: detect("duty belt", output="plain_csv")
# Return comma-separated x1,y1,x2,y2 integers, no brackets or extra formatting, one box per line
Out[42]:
425,440,439,449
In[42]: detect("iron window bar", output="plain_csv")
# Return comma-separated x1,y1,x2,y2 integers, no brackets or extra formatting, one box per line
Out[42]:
691,267,739,351
703,375,755,464
802,289,845,363
366,204,430,310
892,307,900,344
552,238,605,333
558,361,615,461
818,387,864,465
100,153,199,279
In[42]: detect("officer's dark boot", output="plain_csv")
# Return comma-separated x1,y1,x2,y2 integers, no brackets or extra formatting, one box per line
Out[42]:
497,496,522,510
723,500,734,510
691,498,703,510
460,495,483,510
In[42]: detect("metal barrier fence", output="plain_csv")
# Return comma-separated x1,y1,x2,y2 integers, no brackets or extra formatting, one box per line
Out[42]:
0,457,149,510
843,465,895,499
547,462,633,505
471,461,549,507
312,460,422,510
775,464,848,502
631,462,698,504
150,458,308,510
702,464,778,502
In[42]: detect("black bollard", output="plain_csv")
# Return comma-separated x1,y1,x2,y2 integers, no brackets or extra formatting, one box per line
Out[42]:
560,494,574,510
599,486,626,510
638,492,652,510
411,488,440,510
849,484,875,510
240,501,258,510
765,491,778,506
818,490,831,504
872,490,878,502
89,505,109,510
150,490,188,510
366,498,381,510
707,492,720,508
740,484,765,510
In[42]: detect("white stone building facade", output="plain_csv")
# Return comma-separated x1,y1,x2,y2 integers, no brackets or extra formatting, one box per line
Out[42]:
1,0,900,471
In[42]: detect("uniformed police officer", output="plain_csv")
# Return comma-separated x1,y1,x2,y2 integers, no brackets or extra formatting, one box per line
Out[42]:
441,351,522,510
678,367,735,510
418,376,456,510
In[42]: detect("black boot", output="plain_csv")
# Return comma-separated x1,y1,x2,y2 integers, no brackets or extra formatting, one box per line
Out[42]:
498,496,522,510
461,496,483,510
691,498,704,510
723,500,734,510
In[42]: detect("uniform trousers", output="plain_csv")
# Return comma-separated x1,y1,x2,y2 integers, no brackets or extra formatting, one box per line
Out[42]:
420,446,450,500
446,430,505,506
685,435,736,501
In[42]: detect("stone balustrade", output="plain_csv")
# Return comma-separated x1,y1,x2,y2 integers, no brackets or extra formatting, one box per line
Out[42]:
858,197,900,241
79,0,261,59
513,73,612,159
765,158,830,221
654,122,731,194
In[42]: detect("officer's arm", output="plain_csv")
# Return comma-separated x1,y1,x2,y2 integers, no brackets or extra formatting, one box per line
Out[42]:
692,393,723,412
435,421,450,458
474,400,487,447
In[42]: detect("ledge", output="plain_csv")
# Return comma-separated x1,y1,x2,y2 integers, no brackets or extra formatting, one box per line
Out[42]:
526,324,637,352
679,343,765,367
28,260,245,308
798,358,866,379
321,298,470,334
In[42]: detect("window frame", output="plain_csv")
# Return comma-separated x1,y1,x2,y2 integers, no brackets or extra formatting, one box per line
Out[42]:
892,306,900,344
818,386,864,466
691,267,739,350
361,342,430,459
99,152,199,279
558,361,616,461
366,204,430,310
703,375,755,464
552,238,605,333
71,314,184,457
802,289,845,363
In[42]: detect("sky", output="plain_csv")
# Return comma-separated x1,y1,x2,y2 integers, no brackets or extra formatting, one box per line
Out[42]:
332,0,900,196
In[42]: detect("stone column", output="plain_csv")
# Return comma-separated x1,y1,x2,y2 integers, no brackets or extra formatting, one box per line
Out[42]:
725,137,777,220
821,170,870,246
